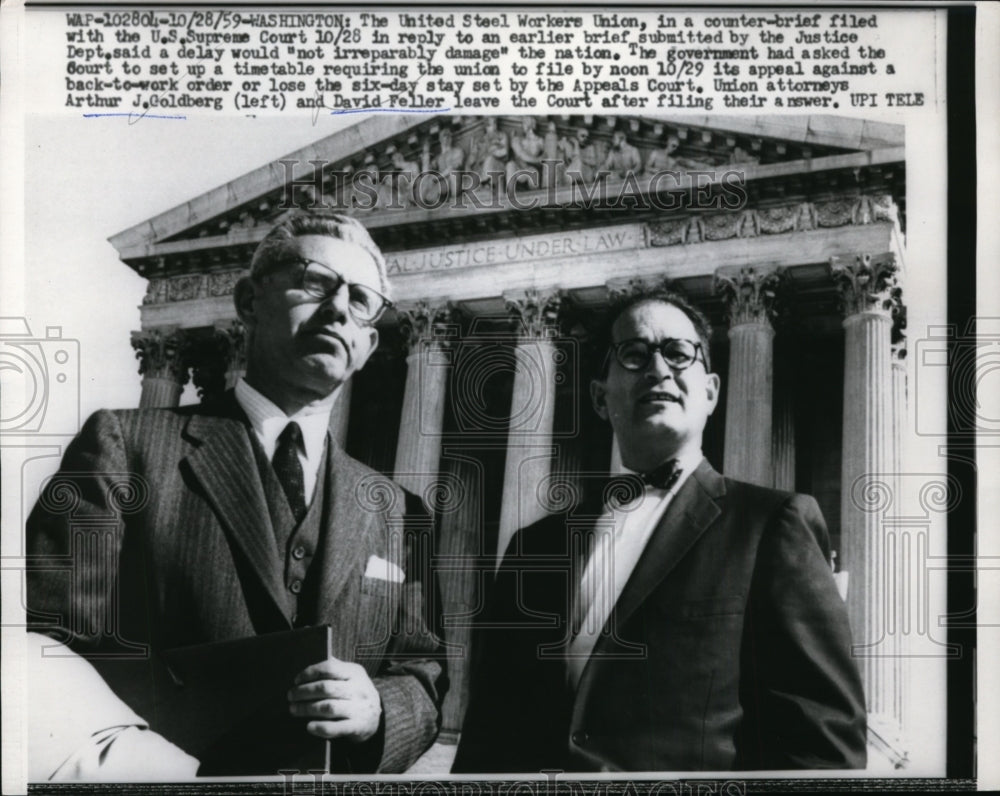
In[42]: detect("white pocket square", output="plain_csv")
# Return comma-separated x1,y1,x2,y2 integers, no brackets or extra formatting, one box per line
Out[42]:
364,555,405,583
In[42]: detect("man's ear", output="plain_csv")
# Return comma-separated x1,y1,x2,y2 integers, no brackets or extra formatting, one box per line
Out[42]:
353,327,379,371
590,378,609,421
705,372,721,414
233,276,257,327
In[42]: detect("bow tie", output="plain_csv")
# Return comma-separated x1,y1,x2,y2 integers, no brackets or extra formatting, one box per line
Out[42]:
641,458,682,490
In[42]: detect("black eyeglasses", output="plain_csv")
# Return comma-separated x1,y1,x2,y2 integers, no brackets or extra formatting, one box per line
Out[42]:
271,257,393,325
606,338,706,372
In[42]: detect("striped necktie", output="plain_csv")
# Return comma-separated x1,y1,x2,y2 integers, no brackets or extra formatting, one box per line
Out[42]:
273,421,306,522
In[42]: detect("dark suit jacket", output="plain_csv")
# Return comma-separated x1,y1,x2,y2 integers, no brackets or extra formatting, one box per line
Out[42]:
453,459,866,772
26,397,447,774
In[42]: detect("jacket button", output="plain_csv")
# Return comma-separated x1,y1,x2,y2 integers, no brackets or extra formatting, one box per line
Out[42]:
289,579,302,594
292,546,307,560
571,731,589,746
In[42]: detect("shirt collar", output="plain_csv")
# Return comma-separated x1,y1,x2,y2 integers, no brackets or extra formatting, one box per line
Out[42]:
234,378,338,462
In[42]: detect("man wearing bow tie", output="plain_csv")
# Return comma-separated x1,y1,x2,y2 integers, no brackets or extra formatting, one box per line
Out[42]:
26,212,446,779
454,290,866,773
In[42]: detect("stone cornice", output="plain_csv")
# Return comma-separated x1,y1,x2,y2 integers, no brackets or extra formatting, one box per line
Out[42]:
112,113,903,276
139,223,897,330
126,176,903,286
111,116,903,257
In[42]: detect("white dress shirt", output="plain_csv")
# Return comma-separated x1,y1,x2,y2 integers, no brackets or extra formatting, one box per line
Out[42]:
234,379,339,505
566,451,702,690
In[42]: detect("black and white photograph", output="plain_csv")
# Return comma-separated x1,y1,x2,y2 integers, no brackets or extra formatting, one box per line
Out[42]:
0,2,995,792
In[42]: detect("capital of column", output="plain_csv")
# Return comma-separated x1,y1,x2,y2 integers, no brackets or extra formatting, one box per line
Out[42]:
130,327,189,385
213,319,248,374
397,300,455,356
830,252,899,319
713,265,781,328
504,287,563,339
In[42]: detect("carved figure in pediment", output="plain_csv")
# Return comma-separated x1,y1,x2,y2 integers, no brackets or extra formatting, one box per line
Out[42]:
416,138,442,207
642,136,678,177
729,146,760,167
468,117,510,186
601,130,642,179
542,121,564,186
434,128,467,200
509,116,545,189
644,135,714,177
560,128,598,185
229,210,257,232
384,150,420,209
347,162,381,214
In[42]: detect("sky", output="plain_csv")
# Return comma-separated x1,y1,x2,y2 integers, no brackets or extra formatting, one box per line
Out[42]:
19,114,357,420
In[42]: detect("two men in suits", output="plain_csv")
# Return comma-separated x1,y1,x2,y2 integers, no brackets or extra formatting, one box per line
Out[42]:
26,212,446,778
454,289,867,772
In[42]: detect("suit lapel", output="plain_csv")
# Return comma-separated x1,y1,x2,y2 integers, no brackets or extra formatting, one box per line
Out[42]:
608,458,725,631
313,440,380,619
572,459,727,708
182,405,289,622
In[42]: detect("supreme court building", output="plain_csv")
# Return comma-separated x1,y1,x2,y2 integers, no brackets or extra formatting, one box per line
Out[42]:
110,114,914,769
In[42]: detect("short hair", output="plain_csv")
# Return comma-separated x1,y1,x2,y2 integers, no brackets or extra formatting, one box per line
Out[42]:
597,288,713,376
249,210,391,298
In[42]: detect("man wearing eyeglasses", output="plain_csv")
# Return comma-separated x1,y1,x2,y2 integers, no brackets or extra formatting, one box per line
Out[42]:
454,289,866,773
26,212,446,779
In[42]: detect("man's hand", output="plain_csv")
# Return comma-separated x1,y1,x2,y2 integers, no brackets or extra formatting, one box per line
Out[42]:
288,658,382,742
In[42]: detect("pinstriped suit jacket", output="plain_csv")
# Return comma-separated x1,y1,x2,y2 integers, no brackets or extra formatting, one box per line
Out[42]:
26,396,447,774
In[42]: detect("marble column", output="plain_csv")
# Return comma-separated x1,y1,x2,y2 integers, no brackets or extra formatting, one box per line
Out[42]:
714,266,780,487
772,344,797,491
393,301,454,508
131,327,189,408
831,252,899,715
496,288,562,561
436,452,484,737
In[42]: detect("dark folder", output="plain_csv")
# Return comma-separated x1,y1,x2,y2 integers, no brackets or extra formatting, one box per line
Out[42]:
151,625,332,776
